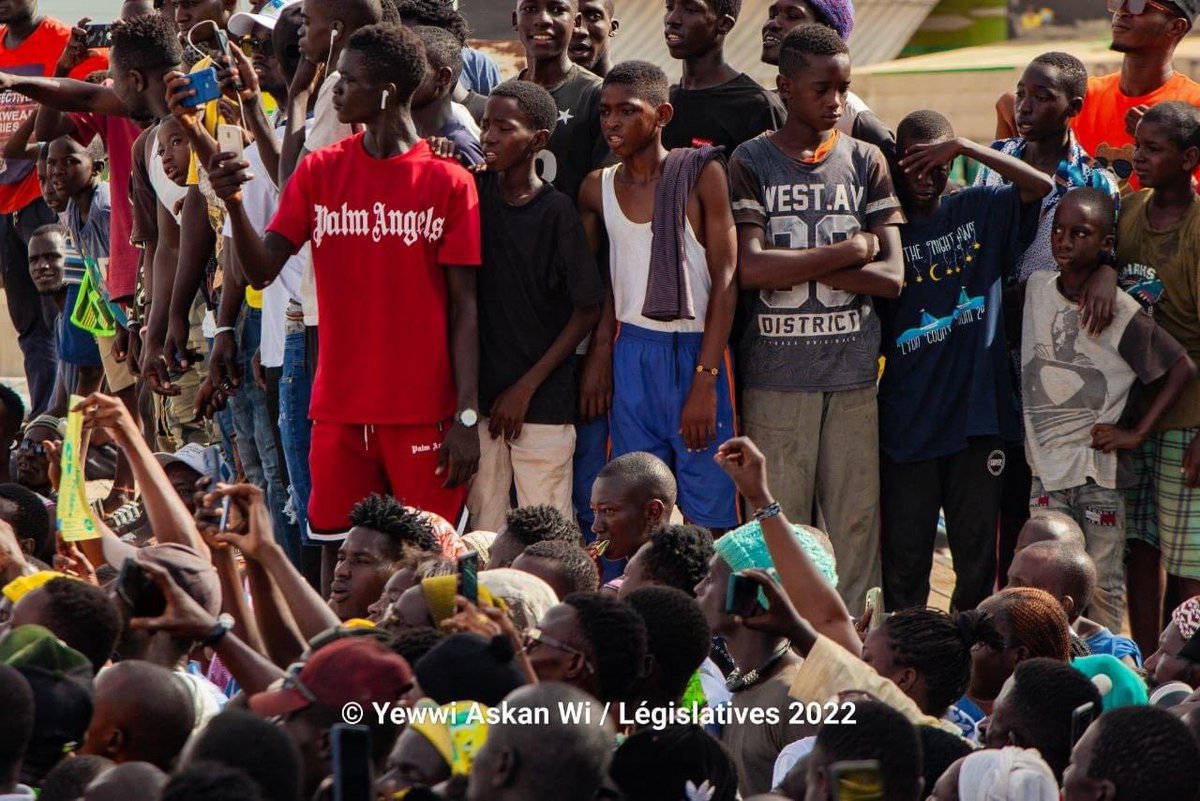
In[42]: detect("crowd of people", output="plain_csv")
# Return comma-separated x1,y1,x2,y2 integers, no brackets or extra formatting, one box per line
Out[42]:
3,0,1200,797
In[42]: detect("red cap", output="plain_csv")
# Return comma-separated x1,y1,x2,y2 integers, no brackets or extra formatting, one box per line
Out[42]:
249,638,414,718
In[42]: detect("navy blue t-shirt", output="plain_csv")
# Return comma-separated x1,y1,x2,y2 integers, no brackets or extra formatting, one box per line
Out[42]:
878,185,1034,462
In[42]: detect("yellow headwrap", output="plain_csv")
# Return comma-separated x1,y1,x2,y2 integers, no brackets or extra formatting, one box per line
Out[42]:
408,700,490,776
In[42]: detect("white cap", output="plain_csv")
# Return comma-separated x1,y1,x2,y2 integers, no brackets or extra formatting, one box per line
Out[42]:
228,0,301,37
153,442,219,478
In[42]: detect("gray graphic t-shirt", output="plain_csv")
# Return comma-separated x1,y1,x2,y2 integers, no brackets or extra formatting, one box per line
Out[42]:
730,132,904,392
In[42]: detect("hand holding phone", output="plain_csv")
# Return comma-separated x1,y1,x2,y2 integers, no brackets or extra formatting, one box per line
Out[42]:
84,23,112,48
725,572,761,618
181,67,222,108
217,124,245,159
458,551,479,605
864,587,884,631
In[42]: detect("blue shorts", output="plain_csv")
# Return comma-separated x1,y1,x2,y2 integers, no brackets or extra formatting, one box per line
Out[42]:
573,415,608,530
610,323,739,528
58,284,101,368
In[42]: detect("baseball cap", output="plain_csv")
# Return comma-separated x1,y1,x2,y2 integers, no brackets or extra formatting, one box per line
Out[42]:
249,638,414,718
0,625,95,775
153,442,221,479
137,543,222,616
229,0,301,37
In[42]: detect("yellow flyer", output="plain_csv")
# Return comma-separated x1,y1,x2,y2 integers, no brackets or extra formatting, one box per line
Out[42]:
57,395,98,542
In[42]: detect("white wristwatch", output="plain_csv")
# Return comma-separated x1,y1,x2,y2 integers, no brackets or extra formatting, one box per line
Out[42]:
457,409,479,428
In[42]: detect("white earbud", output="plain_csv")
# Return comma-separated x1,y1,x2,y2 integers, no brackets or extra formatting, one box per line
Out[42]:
330,27,340,40
380,89,389,109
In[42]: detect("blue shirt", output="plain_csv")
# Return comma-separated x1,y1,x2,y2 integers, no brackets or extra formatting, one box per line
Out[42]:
878,185,1033,462
461,47,501,95
1084,627,1144,667
974,131,1120,285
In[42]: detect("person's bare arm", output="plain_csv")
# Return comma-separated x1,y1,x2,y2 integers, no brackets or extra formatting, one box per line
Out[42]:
822,225,905,299
207,152,295,288
681,160,738,452
143,199,182,396
0,72,128,116
737,224,876,291
163,187,212,372
1094,354,1198,453
74,393,210,561
246,541,340,641
245,560,307,666
437,267,481,488
901,137,1053,205
210,544,265,654
3,111,40,162
715,437,861,654
132,559,285,695
577,170,614,423
279,58,320,190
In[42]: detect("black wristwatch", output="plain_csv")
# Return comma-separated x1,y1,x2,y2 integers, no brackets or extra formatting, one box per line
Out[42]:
200,614,234,647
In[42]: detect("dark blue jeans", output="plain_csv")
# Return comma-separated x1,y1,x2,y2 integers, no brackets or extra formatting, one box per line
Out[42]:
279,326,313,544
227,307,302,567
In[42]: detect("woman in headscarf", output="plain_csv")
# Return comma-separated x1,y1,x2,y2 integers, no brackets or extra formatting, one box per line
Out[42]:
930,747,1057,801
1145,595,1200,688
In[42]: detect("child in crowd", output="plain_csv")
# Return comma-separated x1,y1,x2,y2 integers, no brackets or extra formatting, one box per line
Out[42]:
568,0,619,78
514,0,609,203
977,52,1120,284
411,25,484,167
730,24,904,612
878,110,1052,612
467,80,604,531
1116,101,1200,654
579,61,739,533
1015,188,1194,634
662,0,784,153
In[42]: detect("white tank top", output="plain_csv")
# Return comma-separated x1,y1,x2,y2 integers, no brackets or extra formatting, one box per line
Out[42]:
601,163,710,334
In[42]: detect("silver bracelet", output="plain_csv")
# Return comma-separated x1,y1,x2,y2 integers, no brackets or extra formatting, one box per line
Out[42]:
753,501,782,522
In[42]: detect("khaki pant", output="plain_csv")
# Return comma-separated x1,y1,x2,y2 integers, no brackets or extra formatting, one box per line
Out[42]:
742,385,882,614
467,419,576,532
155,293,214,450
95,332,136,393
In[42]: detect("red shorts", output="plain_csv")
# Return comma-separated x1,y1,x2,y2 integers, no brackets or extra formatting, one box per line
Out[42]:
307,419,466,541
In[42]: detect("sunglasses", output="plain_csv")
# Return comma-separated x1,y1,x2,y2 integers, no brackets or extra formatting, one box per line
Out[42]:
239,35,275,57
523,628,595,674
1107,0,1183,16
17,441,48,456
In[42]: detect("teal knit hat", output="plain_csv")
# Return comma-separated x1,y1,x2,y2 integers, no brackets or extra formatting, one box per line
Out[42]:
714,521,838,606
1071,654,1148,711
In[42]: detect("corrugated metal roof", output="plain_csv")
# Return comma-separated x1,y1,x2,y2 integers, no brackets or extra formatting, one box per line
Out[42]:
468,0,938,87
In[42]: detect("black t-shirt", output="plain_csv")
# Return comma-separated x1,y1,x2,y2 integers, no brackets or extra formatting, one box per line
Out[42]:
520,64,614,202
664,73,786,153
476,173,605,424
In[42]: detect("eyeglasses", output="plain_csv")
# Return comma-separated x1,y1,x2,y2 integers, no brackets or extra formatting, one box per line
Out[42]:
1107,0,1184,17
523,628,595,674
281,662,319,704
239,35,275,58
17,441,48,456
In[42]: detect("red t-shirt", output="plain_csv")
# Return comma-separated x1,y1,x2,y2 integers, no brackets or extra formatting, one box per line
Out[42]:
69,110,140,300
1072,71,1200,193
268,136,481,425
0,18,103,213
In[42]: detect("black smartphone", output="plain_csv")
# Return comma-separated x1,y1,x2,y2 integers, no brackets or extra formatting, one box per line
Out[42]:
829,760,882,801
1071,701,1097,746
116,558,166,618
84,23,112,48
331,723,372,801
458,551,479,605
725,572,761,618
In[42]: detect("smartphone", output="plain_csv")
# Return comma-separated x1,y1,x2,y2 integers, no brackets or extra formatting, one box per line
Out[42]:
116,558,166,618
458,551,479,605
216,124,244,159
84,23,112,48
218,495,233,532
331,723,372,801
1071,701,1097,746
864,586,884,631
213,28,230,57
725,572,761,618
829,760,883,801
181,67,222,108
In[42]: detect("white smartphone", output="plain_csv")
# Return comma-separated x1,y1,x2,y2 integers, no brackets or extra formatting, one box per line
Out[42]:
865,586,884,631
216,123,244,159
